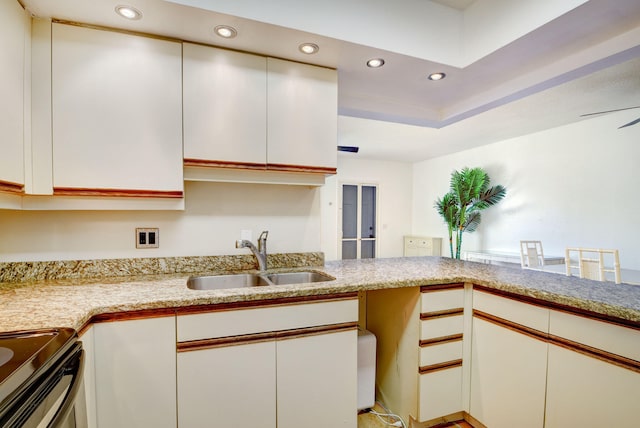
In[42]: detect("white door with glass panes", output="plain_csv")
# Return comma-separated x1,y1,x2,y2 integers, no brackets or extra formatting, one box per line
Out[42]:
340,184,377,259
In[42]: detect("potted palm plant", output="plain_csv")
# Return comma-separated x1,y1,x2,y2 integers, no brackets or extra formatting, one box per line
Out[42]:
434,167,507,259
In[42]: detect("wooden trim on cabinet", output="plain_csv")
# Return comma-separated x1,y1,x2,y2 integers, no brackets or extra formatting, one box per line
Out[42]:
53,187,183,198
266,163,337,175
473,284,640,331
178,331,276,352
184,158,267,171
184,159,337,176
177,322,358,352
548,333,640,374
420,308,464,320
420,283,465,293
276,321,357,341
77,293,357,334
419,359,463,375
77,307,178,335
419,333,463,348
474,309,640,373
0,180,24,195
175,292,358,316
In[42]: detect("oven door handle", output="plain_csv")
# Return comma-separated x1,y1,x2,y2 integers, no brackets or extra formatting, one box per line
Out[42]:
48,348,86,428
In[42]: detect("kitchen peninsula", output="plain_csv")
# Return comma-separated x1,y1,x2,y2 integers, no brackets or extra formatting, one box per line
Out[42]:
2,255,639,331
1,256,639,428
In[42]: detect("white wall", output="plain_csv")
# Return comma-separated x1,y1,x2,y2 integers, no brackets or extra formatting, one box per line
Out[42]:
0,157,413,264
413,112,640,270
321,157,413,261
0,181,321,262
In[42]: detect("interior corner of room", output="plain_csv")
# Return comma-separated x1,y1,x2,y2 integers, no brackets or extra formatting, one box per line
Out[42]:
1,1,640,427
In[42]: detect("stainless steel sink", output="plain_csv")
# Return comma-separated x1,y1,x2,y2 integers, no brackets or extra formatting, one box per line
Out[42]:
186,270,334,290
265,271,335,285
187,273,272,290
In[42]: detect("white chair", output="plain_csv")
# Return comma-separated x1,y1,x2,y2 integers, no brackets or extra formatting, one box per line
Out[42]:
565,247,621,284
520,241,545,270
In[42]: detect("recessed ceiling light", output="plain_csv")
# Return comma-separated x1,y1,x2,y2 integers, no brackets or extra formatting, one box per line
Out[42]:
428,72,446,81
214,25,237,39
115,5,142,20
299,43,319,54
366,58,385,68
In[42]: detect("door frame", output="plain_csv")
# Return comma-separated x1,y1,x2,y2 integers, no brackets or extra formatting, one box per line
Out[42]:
338,181,379,260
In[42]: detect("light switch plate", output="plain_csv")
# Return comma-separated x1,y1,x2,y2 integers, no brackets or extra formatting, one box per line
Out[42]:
136,228,159,249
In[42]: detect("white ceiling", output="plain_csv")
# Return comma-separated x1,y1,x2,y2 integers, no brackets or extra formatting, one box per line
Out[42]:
430,0,477,11
21,0,640,162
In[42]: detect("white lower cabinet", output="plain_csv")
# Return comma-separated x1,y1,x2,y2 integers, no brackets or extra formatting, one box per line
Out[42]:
78,326,97,428
470,289,640,428
418,365,463,421
366,284,468,425
177,340,276,428
276,329,357,428
176,296,359,428
469,317,547,428
93,317,177,428
470,290,549,428
545,343,640,427
545,309,640,427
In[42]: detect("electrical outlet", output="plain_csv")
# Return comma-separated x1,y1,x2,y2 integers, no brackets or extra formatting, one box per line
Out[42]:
136,228,159,249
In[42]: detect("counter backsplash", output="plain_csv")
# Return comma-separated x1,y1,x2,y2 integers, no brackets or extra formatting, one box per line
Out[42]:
0,252,324,283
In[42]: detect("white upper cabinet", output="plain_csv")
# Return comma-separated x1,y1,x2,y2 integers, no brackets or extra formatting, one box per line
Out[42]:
0,0,27,199
51,23,183,198
182,45,337,184
267,57,337,172
183,43,267,167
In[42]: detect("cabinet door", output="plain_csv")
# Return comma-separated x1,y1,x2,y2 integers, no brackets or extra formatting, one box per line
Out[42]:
267,58,337,171
78,327,97,428
183,43,267,166
94,317,176,428
177,341,276,428
51,23,183,195
469,317,547,428
277,329,357,428
545,344,640,427
419,366,463,421
0,0,26,194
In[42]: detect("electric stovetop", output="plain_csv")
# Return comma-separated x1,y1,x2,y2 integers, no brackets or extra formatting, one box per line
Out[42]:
0,328,78,405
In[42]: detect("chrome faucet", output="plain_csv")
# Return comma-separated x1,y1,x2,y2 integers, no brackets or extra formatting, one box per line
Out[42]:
236,230,269,272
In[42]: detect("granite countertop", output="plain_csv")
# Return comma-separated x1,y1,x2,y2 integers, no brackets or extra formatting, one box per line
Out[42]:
1,256,640,333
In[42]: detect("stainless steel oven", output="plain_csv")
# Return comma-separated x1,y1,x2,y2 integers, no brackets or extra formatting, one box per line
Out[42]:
0,328,86,428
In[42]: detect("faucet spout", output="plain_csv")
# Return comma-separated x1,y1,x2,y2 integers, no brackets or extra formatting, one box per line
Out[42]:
236,230,269,272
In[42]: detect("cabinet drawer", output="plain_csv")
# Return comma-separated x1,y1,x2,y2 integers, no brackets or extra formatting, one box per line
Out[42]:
420,315,464,341
418,366,463,422
420,340,463,367
473,290,549,332
421,288,464,313
177,298,358,342
549,310,640,361
406,238,432,249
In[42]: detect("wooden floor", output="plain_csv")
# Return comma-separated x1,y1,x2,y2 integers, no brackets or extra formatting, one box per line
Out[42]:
357,405,473,428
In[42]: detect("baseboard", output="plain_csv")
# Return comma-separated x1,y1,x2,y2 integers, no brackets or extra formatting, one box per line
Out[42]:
409,411,465,427
409,411,487,428
463,412,488,428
